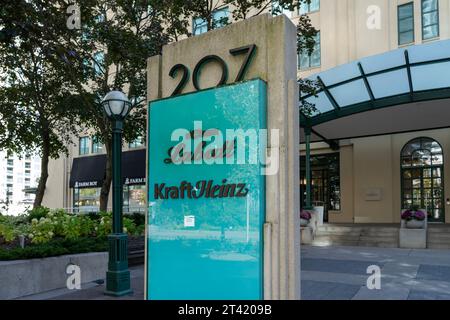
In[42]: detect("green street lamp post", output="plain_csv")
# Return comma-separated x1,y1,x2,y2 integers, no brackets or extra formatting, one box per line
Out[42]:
102,90,133,296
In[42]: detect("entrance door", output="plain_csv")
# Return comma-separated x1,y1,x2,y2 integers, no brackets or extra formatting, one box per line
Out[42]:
300,153,341,223
401,138,444,223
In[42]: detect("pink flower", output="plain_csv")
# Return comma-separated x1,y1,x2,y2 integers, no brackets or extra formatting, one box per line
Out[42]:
300,210,312,220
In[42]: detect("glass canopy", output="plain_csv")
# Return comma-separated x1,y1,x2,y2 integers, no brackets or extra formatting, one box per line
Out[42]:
300,39,450,127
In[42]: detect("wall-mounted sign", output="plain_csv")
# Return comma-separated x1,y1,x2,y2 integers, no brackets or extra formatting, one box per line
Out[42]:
147,79,267,300
365,188,382,201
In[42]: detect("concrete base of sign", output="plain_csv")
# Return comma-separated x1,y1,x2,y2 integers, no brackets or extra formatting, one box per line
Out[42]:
301,227,313,245
399,228,427,249
0,252,107,300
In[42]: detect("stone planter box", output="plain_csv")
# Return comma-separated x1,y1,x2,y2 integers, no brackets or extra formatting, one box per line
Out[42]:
301,227,313,245
300,218,310,227
0,252,107,300
399,228,427,249
400,209,427,249
406,219,425,229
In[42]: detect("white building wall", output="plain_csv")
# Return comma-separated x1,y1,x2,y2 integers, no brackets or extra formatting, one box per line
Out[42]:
0,151,41,215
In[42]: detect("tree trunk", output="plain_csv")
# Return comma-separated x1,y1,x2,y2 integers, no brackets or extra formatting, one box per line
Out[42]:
99,138,112,212
33,130,50,208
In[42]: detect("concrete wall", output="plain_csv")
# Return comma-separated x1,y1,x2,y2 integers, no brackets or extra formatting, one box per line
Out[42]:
0,252,107,300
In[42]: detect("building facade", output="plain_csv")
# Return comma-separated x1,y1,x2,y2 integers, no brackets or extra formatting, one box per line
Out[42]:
299,0,450,225
0,151,41,215
42,0,450,226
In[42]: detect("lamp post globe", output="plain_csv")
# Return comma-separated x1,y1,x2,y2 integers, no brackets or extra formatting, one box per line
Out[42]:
101,90,132,120
102,90,133,297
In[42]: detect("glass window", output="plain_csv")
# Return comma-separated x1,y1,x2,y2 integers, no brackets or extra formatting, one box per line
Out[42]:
7,167,13,174
79,136,90,155
422,0,439,40
92,137,103,154
299,0,320,14
25,162,31,169
25,170,30,176
401,137,444,223
123,185,146,213
398,3,414,45
300,153,340,213
193,7,229,35
298,32,321,70
129,136,144,149
193,17,207,35
74,188,101,213
272,0,292,17
7,159,13,166
93,51,104,76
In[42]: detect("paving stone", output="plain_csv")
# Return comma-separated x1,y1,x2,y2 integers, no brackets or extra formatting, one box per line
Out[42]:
408,290,450,300
352,283,410,300
301,280,361,300
301,258,382,275
416,264,450,283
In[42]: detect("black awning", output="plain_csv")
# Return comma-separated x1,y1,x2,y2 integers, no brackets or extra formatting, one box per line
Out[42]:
70,149,146,188
70,154,107,188
122,149,146,185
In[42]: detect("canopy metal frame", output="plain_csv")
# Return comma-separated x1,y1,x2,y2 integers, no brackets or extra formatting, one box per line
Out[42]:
299,40,450,211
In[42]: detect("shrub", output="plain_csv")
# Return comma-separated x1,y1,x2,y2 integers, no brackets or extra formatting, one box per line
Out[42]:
123,217,137,235
27,207,50,222
128,212,145,226
95,212,112,237
0,237,108,261
0,214,31,242
29,217,55,244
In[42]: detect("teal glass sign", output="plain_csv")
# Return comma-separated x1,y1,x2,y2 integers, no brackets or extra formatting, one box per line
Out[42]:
147,79,267,300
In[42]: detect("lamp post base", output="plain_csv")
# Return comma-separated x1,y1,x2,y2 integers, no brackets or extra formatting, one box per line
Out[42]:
104,233,133,297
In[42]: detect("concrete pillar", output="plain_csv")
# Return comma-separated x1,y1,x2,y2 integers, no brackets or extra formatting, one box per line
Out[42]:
146,13,300,300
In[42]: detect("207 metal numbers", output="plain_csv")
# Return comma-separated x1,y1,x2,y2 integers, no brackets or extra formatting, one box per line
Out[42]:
169,44,257,96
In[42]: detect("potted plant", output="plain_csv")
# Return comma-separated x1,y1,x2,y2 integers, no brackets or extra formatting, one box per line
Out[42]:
300,210,312,227
401,206,426,229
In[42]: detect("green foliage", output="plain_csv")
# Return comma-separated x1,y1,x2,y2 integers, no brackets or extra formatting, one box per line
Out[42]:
127,212,145,226
1,208,145,260
0,214,31,242
0,237,108,261
123,217,137,235
27,207,50,222
95,212,113,237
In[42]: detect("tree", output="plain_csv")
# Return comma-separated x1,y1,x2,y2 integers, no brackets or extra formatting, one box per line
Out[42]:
1,0,318,212
0,0,83,208
60,0,167,211
161,0,320,113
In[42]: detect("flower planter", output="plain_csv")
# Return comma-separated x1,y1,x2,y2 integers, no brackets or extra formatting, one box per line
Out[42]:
406,219,425,229
300,218,310,227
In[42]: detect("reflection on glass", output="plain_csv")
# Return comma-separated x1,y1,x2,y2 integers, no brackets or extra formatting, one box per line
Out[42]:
74,188,100,212
401,137,444,222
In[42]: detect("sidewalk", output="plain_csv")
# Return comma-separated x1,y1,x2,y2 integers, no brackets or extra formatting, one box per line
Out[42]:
19,245,450,300
301,245,450,300
18,265,145,300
